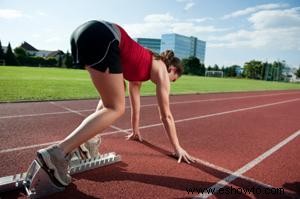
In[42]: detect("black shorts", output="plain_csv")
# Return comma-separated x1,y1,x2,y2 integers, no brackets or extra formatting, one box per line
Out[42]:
70,20,122,73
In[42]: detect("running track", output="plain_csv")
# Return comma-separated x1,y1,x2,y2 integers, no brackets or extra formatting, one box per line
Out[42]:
0,90,300,199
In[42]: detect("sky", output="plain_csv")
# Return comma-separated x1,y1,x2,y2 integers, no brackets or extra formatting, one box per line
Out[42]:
0,0,300,68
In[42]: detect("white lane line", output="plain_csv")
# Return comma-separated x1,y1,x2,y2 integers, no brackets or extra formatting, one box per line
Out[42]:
1,98,299,154
1,91,299,119
196,129,300,199
49,102,86,117
50,102,131,135
0,141,59,153
194,158,298,196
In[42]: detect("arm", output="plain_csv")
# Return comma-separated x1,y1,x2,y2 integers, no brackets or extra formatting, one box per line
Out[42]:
156,77,181,150
155,72,195,164
127,81,143,141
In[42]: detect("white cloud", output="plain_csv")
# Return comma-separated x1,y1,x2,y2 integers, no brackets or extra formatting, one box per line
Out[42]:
187,17,214,23
36,11,47,16
144,13,175,23
209,6,300,51
184,2,195,11
176,0,196,11
208,26,300,50
0,9,22,19
222,3,289,19
248,7,300,29
123,13,226,39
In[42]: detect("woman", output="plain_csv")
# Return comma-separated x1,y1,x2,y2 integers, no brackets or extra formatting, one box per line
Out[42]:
37,20,195,187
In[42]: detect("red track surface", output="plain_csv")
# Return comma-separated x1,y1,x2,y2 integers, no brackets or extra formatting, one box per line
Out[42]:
0,90,300,199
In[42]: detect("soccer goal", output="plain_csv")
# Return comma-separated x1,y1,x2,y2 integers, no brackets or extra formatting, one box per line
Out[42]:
205,70,224,78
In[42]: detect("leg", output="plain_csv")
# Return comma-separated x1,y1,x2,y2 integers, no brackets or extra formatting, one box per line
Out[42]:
37,67,125,186
59,67,125,155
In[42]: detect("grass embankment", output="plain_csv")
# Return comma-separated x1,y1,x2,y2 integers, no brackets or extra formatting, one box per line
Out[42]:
0,66,299,102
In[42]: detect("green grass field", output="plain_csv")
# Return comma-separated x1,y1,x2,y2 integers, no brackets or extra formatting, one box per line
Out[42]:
0,66,299,102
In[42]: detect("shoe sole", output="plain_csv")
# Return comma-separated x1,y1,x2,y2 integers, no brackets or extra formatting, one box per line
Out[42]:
37,149,69,186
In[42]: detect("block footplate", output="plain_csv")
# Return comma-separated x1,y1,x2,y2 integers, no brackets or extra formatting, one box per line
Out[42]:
0,152,121,198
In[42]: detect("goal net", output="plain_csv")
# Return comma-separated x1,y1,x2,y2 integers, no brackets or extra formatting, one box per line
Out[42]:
205,70,224,78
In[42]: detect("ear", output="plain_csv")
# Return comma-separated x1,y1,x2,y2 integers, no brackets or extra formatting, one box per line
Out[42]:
169,66,177,73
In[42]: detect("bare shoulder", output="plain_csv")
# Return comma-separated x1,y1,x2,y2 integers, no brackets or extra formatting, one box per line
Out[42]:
150,59,168,84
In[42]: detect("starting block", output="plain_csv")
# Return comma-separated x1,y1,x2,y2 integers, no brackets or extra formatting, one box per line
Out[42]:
0,152,121,198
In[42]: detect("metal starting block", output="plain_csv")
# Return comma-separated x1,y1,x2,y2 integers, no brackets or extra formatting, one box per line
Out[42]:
0,152,121,198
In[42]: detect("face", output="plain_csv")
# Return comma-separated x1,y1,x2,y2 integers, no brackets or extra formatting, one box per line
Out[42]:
168,67,179,82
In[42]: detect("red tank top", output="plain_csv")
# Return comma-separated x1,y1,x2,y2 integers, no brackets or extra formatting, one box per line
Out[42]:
117,25,152,81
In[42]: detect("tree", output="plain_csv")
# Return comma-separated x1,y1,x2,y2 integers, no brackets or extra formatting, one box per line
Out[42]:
271,61,284,81
5,43,19,65
0,40,4,61
212,64,219,71
243,60,263,79
295,66,300,78
14,47,28,65
182,56,205,76
223,65,239,77
64,51,73,68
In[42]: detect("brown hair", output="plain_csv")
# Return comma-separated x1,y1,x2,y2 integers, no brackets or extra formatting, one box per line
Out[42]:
151,50,184,76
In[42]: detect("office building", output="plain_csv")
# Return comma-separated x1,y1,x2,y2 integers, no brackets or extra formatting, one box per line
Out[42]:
135,38,161,53
161,33,206,63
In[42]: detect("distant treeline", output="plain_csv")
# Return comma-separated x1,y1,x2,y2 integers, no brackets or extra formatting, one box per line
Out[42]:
182,56,300,81
1,41,299,81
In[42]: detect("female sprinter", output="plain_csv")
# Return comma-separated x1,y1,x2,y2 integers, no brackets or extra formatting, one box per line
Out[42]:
37,20,195,186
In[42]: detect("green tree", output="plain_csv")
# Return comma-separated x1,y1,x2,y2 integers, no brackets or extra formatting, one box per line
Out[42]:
243,60,263,79
295,66,300,78
14,47,28,65
58,55,63,67
271,61,284,81
0,40,4,61
182,56,205,76
223,65,239,77
64,51,73,68
5,43,19,65
212,64,219,71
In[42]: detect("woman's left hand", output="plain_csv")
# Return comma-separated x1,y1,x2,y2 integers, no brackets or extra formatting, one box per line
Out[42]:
173,146,196,164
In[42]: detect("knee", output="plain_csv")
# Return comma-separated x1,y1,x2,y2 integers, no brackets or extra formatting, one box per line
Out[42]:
116,104,125,117
107,103,125,118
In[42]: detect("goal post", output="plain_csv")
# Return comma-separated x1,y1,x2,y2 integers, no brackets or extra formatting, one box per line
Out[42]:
205,70,224,78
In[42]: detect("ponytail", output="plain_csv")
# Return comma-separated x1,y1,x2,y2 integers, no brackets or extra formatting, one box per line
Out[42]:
151,50,184,76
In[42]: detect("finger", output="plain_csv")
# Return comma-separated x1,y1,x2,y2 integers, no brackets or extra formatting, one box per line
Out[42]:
177,156,182,163
186,155,196,163
190,156,196,163
138,135,143,142
183,155,190,164
126,134,134,140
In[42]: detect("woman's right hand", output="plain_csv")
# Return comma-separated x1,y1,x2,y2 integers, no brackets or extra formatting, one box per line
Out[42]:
126,130,143,142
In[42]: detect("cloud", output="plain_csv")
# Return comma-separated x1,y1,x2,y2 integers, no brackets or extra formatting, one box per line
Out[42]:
176,0,196,11
187,17,214,23
0,9,22,19
123,13,226,39
222,3,289,19
184,2,195,11
36,11,47,16
144,13,175,23
248,7,300,29
209,7,300,51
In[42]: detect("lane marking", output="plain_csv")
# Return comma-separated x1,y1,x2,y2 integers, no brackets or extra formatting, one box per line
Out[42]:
1,98,299,154
1,99,300,196
50,102,131,135
49,102,86,116
0,141,59,153
196,129,300,199
1,91,299,119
